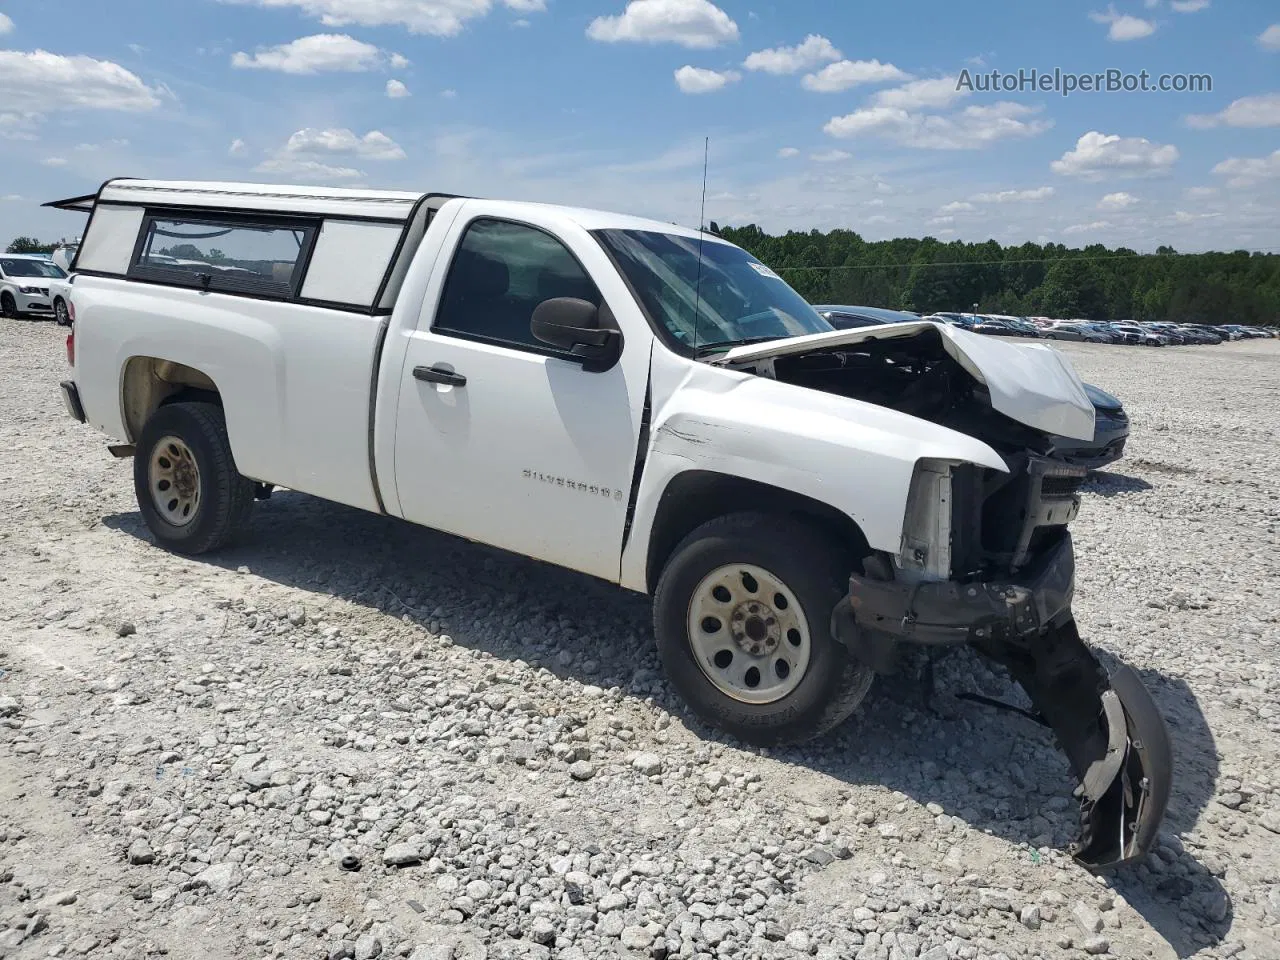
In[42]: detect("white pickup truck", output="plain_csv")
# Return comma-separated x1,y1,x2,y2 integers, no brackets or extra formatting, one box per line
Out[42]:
52,179,1170,868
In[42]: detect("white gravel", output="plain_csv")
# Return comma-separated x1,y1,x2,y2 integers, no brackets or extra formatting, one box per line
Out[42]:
2,319,1279,960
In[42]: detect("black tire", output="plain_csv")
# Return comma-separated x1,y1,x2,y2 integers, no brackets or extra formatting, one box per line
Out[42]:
653,512,874,746
133,402,254,555
54,298,71,326
1,292,17,319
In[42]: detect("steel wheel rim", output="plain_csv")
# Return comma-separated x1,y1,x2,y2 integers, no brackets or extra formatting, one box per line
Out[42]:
687,563,812,705
149,435,201,527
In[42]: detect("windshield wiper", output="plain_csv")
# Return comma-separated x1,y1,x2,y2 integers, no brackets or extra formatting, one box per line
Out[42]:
694,335,787,357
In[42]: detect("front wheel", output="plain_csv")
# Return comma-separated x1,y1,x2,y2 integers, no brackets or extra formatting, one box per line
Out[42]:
1,292,17,319
133,401,255,555
653,512,873,746
54,298,71,326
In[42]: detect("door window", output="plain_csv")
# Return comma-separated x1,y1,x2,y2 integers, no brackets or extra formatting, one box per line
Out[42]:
433,219,601,354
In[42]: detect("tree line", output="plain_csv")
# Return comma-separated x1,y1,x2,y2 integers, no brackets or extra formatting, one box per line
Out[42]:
711,224,1280,326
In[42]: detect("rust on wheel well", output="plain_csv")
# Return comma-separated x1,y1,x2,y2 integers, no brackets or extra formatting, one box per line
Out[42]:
645,470,871,592
121,357,222,442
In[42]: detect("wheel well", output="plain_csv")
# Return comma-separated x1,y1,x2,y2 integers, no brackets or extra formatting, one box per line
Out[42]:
645,471,871,591
121,357,222,442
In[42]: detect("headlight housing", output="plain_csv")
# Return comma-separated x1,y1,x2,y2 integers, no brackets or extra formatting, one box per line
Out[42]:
18,285,47,295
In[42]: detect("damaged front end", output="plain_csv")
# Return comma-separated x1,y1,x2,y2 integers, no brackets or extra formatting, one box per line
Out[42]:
763,326,1173,869
834,533,1172,869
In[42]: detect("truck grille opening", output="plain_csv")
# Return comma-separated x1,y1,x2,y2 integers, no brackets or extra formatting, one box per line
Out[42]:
951,457,1085,577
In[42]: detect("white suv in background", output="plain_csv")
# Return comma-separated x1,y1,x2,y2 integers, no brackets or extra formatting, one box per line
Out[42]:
0,254,69,321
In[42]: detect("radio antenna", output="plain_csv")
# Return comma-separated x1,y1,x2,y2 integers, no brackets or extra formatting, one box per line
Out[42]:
692,136,709,352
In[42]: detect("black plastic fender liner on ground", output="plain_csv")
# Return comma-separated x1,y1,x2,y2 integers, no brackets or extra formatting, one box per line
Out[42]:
988,617,1174,870
833,538,1174,870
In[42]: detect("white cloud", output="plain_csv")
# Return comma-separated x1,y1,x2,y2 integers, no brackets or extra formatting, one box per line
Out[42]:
802,59,910,93
0,111,40,140
0,13,13,35
441,88,458,98
1173,210,1220,222
1260,25,1280,52
42,156,67,167
284,127,406,160
742,35,839,75
870,76,967,110
1063,220,1112,235
74,138,129,151
386,78,410,97
229,138,247,155
970,186,1055,202
1212,150,1280,187
223,0,544,37
1184,186,1218,199
673,65,740,94
927,215,955,226
1050,131,1179,179
1089,6,1157,40
231,34,403,73
777,146,800,159
810,149,851,163
389,52,410,68
0,194,22,202
1170,0,1209,11
587,0,739,49
0,50,163,113
825,101,1050,150
1185,93,1280,129
254,157,364,181
939,201,975,213
1098,191,1139,209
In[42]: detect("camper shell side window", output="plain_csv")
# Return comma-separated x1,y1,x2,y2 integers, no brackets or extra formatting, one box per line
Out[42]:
128,211,320,300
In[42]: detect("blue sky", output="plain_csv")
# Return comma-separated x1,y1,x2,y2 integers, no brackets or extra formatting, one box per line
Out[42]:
2,0,1278,252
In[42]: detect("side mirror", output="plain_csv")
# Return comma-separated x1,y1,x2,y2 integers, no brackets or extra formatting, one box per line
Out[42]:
530,297,622,372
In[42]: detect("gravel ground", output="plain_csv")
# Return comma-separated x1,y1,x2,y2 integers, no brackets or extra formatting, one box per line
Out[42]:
2,318,1279,960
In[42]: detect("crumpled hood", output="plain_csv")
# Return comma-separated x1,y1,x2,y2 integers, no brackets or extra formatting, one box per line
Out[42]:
715,321,1096,441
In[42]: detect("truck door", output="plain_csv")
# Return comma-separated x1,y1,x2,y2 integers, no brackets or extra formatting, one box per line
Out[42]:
390,207,650,582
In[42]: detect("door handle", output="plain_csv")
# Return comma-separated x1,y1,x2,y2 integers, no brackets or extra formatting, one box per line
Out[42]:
413,365,467,387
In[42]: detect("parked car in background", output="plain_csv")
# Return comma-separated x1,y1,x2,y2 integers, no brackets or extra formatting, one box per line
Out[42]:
51,241,80,274
1108,323,1166,346
972,316,1036,338
1051,383,1130,470
926,312,977,330
47,274,76,326
1042,322,1110,343
0,254,68,319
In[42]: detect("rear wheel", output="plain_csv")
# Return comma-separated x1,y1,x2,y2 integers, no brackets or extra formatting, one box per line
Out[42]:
653,512,873,745
134,402,254,555
1,293,17,319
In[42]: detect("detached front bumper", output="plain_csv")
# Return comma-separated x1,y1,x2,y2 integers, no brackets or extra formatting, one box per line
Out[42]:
832,535,1173,870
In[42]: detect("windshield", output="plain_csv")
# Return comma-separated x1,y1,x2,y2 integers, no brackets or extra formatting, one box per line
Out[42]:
0,258,66,279
594,229,832,351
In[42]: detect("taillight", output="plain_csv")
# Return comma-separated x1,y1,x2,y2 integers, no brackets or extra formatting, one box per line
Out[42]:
66,332,75,366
